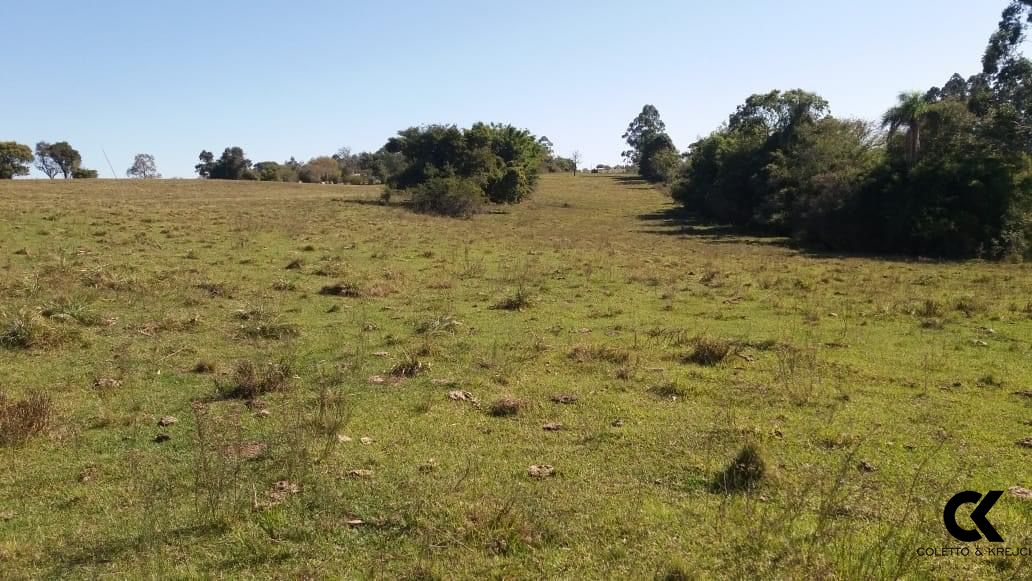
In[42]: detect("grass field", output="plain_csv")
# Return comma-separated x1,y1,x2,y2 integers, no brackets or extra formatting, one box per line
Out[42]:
0,174,1029,579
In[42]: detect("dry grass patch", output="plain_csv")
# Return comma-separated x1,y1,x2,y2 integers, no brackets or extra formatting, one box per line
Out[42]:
682,336,734,366
487,396,526,417
219,359,294,399
568,344,631,365
0,392,52,446
319,282,363,297
0,310,70,350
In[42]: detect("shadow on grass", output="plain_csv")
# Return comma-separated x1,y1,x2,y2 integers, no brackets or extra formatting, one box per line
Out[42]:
636,204,959,263
611,175,651,187
636,204,791,249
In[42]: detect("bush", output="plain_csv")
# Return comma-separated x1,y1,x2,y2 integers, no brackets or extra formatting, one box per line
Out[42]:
385,123,546,216
411,177,484,218
486,165,533,204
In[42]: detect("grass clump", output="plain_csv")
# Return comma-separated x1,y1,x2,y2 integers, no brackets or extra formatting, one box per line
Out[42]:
568,344,631,365
494,286,534,311
682,336,734,366
233,305,300,340
415,314,463,335
192,360,216,374
219,359,293,399
389,354,428,377
487,396,525,417
319,282,363,297
657,558,693,581
649,382,687,399
41,296,101,326
196,281,233,298
0,392,52,446
0,311,66,350
712,444,766,493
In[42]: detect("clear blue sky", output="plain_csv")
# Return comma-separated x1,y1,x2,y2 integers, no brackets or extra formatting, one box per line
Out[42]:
1,0,1010,178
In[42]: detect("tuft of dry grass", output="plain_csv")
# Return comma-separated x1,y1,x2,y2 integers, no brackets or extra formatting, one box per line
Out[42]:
0,392,52,446
192,360,216,374
219,359,294,399
487,396,526,417
682,336,734,366
568,344,631,365
494,286,534,311
319,282,363,297
389,354,428,378
0,310,69,350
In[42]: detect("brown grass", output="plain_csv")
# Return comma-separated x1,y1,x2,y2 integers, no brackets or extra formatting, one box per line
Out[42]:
0,392,52,446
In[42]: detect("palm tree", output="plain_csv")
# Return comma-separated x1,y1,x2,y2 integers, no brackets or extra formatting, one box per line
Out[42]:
882,91,929,166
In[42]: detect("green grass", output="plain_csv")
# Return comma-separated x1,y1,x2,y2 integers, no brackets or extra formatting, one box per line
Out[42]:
0,175,1029,579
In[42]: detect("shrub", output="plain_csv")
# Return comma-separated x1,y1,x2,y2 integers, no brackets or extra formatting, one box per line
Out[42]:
411,176,484,218
486,165,533,204
385,123,546,215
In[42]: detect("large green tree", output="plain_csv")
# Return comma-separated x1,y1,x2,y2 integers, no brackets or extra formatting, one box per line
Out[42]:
35,141,81,179
622,104,667,166
0,142,34,179
195,147,254,180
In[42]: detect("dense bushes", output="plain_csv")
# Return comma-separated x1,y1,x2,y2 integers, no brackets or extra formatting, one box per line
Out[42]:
670,86,1032,258
385,123,547,216
410,176,484,218
664,2,1032,259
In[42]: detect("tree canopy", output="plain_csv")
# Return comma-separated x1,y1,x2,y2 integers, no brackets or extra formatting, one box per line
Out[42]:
195,147,254,180
127,154,160,179
35,141,81,179
0,142,33,179
384,123,547,215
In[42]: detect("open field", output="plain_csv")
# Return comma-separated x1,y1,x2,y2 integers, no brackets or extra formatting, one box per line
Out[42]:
0,174,1030,578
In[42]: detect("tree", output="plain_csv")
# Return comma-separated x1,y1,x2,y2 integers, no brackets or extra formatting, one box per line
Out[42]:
622,105,666,165
571,150,582,175
45,142,82,179
0,142,33,179
881,91,930,166
195,150,215,178
638,134,681,183
34,142,61,179
299,156,341,183
195,147,254,180
126,153,160,178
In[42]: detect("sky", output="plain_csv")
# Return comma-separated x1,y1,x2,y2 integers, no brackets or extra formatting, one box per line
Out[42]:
1,0,1013,178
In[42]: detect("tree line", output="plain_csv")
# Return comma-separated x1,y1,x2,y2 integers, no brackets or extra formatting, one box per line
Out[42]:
623,0,1032,259
190,125,572,217
0,142,165,180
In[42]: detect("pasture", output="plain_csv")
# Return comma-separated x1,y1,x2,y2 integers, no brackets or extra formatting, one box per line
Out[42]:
0,174,1029,578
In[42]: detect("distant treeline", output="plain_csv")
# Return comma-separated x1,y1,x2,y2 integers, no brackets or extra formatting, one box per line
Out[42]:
623,0,1032,259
